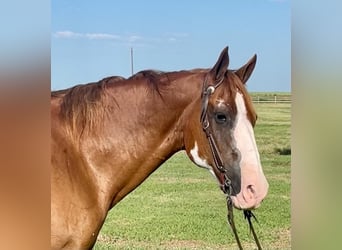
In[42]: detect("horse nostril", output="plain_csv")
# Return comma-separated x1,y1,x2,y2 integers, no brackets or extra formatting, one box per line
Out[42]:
247,184,256,194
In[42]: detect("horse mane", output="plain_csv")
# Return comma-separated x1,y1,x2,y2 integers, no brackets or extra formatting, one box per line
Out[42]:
51,76,125,138
51,71,178,139
127,70,172,98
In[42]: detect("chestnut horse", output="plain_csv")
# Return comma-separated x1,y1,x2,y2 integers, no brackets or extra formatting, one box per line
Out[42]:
51,47,268,249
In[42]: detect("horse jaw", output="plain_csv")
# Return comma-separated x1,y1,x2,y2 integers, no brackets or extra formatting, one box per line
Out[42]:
189,142,225,188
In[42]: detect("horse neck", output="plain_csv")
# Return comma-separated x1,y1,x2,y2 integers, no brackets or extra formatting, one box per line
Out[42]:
79,72,204,207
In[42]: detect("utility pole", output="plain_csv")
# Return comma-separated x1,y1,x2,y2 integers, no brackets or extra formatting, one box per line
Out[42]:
130,47,134,76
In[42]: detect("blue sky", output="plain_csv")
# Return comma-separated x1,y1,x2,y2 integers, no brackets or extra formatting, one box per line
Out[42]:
51,0,290,92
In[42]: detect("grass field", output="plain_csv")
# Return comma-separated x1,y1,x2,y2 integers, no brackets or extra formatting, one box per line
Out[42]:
94,101,291,250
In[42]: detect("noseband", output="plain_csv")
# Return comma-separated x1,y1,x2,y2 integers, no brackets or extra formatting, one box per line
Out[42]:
200,76,262,250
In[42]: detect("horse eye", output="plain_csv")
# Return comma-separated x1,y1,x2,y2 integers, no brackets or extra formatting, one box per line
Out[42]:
215,112,227,124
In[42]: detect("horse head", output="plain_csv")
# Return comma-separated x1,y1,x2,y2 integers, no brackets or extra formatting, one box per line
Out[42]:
184,47,269,210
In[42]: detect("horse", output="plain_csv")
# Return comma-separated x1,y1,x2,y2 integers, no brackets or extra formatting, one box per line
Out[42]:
51,47,269,249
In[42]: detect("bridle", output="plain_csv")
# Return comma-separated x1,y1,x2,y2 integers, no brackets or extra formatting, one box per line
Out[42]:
200,75,262,250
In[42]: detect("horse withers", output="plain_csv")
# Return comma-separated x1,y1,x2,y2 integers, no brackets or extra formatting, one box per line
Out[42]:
51,47,268,249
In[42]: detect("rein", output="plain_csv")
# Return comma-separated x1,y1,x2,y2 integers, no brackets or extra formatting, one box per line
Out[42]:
200,77,262,250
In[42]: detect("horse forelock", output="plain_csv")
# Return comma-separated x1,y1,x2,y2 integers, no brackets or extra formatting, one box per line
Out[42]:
224,71,257,127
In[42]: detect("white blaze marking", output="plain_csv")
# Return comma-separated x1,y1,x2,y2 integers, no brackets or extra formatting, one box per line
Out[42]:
234,92,262,171
232,92,269,209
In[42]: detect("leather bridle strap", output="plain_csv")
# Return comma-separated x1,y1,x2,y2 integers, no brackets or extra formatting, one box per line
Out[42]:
200,77,262,250
200,76,232,192
203,127,226,174
200,78,243,249
244,210,262,250
227,195,243,250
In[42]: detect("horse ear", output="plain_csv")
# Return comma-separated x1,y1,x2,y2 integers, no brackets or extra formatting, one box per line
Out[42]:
209,46,229,81
235,54,257,84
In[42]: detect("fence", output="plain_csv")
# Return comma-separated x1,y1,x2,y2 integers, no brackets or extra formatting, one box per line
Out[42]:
251,94,291,104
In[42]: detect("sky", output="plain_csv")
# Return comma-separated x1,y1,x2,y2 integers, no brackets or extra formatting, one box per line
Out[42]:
51,0,290,92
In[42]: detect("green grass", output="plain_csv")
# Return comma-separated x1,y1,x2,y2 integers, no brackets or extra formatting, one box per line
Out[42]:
94,102,291,250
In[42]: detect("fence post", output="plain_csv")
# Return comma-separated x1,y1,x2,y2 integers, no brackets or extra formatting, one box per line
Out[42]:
274,94,277,104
